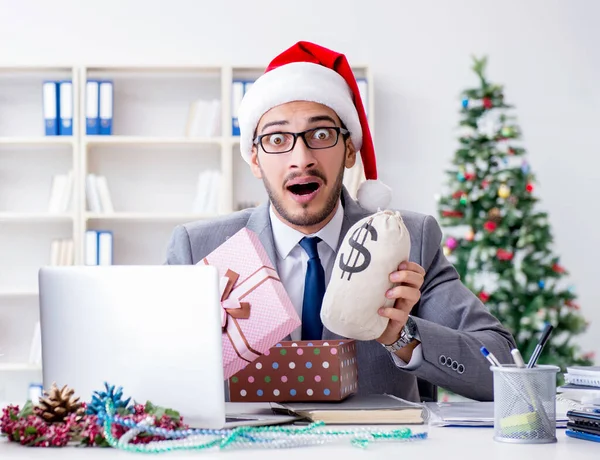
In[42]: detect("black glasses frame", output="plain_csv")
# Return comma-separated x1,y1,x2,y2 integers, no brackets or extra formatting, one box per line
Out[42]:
253,126,350,154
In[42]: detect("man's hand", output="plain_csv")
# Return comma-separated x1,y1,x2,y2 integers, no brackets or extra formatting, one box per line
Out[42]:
376,262,426,350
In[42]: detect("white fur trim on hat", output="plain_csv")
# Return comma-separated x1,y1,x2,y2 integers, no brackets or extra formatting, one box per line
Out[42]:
356,179,392,212
238,62,362,163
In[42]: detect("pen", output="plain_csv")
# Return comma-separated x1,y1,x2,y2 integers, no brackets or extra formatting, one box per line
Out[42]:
480,346,502,367
511,348,525,368
526,323,554,368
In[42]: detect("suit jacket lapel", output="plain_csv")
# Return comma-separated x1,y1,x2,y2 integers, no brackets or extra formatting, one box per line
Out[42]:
245,201,278,268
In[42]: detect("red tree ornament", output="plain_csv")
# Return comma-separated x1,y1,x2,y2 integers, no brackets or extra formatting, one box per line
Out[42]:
526,183,534,192
552,263,565,273
483,97,492,109
496,249,514,261
483,221,497,232
479,292,490,302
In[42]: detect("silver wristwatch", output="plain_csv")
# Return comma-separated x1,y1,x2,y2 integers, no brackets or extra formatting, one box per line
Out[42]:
383,316,417,353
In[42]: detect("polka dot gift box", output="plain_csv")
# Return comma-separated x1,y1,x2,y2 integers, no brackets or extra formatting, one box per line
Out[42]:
228,340,358,402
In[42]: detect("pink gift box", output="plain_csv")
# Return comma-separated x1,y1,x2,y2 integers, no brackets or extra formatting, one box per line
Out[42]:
200,228,301,379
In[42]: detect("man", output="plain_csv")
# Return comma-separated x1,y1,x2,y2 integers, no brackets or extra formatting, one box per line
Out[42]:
166,41,516,402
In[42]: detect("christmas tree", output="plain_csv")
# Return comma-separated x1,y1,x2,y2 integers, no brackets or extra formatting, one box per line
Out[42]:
437,56,593,372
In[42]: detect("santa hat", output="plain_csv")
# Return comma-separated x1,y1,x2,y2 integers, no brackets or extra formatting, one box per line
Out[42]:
237,41,391,212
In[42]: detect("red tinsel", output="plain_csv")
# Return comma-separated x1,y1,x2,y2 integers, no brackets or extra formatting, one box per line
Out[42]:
443,210,464,218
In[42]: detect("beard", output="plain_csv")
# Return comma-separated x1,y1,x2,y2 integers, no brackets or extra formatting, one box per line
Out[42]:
260,158,345,228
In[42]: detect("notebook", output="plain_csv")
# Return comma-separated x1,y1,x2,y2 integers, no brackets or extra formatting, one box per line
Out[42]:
427,400,570,428
565,366,600,388
270,394,426,425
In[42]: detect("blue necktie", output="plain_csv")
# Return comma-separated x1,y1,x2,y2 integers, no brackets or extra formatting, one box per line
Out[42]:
299,237,326,340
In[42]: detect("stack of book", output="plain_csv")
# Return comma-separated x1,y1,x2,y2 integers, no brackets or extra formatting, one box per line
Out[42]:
192,169,221,214
50,239,74,266
86,173,114,213
48,170,74,213
557,366,600,410
185,98,221,137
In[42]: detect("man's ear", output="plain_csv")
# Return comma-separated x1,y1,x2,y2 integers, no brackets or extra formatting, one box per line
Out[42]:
344,138,357,169
250,146,263,179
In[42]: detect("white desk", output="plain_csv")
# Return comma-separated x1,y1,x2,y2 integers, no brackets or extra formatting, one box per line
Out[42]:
1,400,597,458
0,426,597,459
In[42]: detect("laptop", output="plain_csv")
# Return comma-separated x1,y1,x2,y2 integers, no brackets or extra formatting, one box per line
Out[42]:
38,265,297,429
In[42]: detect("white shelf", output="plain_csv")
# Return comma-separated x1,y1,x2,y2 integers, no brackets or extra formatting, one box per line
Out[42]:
83,136,225,146
0,137,75,146
0,363,41,372
0,290,38,298
0,213,74,223
85,212,219,222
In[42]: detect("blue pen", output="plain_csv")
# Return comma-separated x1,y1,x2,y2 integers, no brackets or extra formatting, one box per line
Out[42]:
480,346,502,367
527,323,554,368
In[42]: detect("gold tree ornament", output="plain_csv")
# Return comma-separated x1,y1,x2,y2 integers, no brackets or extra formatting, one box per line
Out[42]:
34,382,85,424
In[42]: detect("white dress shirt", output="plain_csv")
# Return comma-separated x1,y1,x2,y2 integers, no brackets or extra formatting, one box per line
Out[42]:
268,201,423,370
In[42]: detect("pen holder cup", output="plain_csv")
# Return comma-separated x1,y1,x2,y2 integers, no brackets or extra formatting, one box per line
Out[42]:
491,364,559,444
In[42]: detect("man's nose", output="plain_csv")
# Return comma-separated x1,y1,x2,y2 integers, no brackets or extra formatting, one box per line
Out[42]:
288,136,317,169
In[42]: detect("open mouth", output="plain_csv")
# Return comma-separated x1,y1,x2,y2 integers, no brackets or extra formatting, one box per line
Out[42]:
287,182,321,196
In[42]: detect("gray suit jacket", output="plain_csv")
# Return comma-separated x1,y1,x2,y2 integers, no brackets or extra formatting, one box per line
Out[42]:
165,187,516,402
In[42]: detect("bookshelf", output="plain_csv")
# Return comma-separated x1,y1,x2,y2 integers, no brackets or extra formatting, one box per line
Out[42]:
0,63,373,402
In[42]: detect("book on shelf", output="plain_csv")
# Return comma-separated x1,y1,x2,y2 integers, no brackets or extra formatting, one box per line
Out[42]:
86,173,114,213
185,98,221,138
48,170,74,213
50,238,74,265
231,80,254,136
28,321,42,366
85,230,113,265
192,169,221,214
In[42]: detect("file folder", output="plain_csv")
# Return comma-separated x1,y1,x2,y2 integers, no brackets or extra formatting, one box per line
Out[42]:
357,78,368,117
85,230,99,265
58,80,73,135
86,80,100,135
99,80,114,135
42,81,59,136
98,231,113,265
231,80,244,136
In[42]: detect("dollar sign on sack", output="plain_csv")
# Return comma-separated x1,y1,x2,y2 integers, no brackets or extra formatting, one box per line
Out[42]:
339,221,378,280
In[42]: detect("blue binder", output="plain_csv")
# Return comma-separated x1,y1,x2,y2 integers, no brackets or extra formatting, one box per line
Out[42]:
42,81,59,136
58,80,73,136
97,230,113,265
86,80,100,135
231,80,244,136
99,80,114,135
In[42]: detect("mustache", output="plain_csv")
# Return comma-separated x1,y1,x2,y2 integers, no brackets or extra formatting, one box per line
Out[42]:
283,169,327,188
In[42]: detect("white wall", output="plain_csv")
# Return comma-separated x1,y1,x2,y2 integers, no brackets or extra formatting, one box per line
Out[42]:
1,0,598,357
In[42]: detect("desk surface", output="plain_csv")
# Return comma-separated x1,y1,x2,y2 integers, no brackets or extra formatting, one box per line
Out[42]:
0,426,596,459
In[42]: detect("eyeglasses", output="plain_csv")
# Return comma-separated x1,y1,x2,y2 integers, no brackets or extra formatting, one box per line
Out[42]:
253,127,349,154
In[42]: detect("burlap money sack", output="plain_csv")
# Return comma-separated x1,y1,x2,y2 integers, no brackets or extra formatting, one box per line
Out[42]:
320,210,411,340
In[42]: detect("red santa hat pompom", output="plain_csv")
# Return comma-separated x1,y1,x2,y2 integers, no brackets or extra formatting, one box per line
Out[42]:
238,41,391,212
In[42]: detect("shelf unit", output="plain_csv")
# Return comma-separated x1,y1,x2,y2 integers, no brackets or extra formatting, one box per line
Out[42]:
0,63,373,402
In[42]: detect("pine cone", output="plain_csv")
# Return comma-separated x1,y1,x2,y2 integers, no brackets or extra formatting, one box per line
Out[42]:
34,383,85,425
